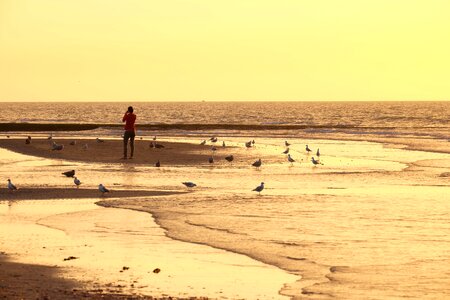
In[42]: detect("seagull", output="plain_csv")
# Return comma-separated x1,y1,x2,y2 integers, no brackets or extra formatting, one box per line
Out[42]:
52,142,64,151
200,140,206,145
225,155,234,163
285,140,291,147
252,140,255,145
282,148,289,154
210,137,218,143
150,142,165,148
25,136,31,144
155,160,161,167
306,145,312,153
69,140,77,146
182,182,197,188
316,148,320,157
7,179,17,191
252,182,264,195
211,146,217,152
82,143,89,150
62,170,75,177
311,157,323,166
245,141,252,148
287,154,295,165
96,138,105,143
47,133,53,140
208,156,214,164
74,177,81,188
252,158,262,169
153,136,157,141
222,141,226,147
98,184,110,195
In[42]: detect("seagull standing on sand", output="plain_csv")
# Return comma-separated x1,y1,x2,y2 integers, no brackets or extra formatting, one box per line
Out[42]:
316,148,320,157
282,148,289,154
155,160,161,167
25,136,31,144
96,138,105,143
210,137,218,143
252,158,262,169
182,182,197,188
245,141,252,148
62,170,75,177
311,157,323,166
225,155,234,164
200,140,206,145
222,141,226,147
253,182,264,195
69,140,76,145
74,177,81,188
52,142,64,151
98,184,110,195
208,156,214,164
287,154,295,165
47,133,53,140
306,145,312,153
285,141,291,147
7,179,17,191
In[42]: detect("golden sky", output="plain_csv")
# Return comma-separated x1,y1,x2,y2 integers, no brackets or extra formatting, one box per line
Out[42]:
0,0,449,101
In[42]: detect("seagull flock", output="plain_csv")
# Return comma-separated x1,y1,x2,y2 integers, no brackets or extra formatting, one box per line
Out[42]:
6,135,323,196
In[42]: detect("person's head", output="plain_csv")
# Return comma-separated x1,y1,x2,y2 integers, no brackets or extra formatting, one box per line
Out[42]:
127,106,134,113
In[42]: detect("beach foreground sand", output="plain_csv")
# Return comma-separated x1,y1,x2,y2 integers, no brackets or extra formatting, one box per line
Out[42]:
0,255,171,300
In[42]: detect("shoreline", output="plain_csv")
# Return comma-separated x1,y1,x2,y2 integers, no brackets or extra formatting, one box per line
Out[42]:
1,195,295,299
1,134,449,299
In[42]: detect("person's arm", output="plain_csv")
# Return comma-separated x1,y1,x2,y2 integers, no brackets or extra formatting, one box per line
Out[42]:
122,113,128,122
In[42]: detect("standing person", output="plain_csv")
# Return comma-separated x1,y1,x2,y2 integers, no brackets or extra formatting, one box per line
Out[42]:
122,106,136,159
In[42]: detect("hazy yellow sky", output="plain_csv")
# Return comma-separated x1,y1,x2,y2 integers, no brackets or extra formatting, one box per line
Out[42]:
0,0,449,102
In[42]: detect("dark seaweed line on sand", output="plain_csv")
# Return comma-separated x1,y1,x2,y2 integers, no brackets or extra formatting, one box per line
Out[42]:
0,122,414,132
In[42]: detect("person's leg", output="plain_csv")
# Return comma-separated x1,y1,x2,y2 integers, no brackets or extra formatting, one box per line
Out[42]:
123,132,130,158
129,132,135,158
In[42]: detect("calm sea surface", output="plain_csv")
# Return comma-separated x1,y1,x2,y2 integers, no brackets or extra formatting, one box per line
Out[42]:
1,101,448,127
2,101,449,147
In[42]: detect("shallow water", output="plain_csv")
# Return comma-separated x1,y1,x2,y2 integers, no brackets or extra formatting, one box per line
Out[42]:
1,132,450,299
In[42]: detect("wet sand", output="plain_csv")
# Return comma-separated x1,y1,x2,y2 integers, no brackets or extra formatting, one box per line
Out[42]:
0,199,296,299
0,138,237,166
0,187,183,200
1,135,449,299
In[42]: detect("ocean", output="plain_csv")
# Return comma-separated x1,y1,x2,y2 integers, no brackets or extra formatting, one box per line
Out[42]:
0,101,449,298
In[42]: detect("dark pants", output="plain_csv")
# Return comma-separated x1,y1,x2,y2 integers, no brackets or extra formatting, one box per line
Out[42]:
123,131,135,158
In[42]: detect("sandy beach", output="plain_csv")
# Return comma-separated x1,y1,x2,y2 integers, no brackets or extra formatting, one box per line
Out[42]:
0,255,165,300
0,138,240,167
0,187,183,200
1,132,449,299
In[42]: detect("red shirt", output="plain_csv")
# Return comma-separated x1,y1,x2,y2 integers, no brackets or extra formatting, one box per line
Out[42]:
122,113,136,131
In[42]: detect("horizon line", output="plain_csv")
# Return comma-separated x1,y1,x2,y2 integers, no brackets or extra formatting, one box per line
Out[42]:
0,99,449,103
